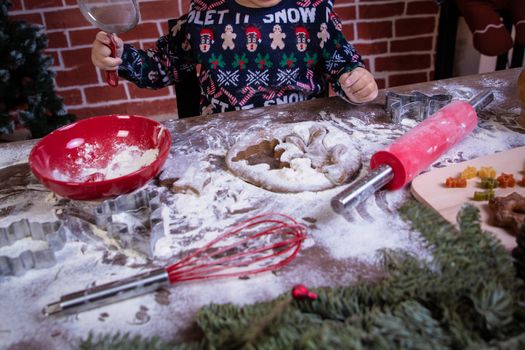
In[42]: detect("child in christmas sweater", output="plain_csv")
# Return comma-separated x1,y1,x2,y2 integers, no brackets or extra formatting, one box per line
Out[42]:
91,0,378,115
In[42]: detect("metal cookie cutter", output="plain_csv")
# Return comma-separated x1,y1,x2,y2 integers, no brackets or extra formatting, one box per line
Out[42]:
0,219,67,276
385,91,452,123
95,190,166,258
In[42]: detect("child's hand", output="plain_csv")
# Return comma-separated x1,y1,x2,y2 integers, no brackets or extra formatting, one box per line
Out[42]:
91,31,124,71
339,67,378,104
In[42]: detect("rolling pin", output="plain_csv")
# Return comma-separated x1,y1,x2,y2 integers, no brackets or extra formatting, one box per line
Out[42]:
331,90,494,213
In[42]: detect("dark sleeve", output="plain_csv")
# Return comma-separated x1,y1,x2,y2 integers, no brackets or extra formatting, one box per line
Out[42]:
118,15,197,89
321,8,366,102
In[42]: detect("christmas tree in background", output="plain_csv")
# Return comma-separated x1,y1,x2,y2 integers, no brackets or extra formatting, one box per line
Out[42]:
0,0,74,140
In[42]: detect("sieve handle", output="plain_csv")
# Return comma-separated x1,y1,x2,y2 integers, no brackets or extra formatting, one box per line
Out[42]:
105,35,119,87
106,70,118,87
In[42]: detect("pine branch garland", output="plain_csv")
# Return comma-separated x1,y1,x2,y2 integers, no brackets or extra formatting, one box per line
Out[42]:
81,201,525,349
80,332,204,350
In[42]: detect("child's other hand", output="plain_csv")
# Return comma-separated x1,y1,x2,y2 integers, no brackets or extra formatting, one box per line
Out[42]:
91,31,124,71
339,67,378,104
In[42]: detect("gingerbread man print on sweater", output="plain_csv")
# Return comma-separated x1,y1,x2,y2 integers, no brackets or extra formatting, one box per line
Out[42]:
221,24,236,50
317,23,330,48
170,18,186,37
269,24,286,50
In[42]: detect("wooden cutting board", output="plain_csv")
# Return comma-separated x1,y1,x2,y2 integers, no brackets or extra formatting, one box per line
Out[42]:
411,146,525,250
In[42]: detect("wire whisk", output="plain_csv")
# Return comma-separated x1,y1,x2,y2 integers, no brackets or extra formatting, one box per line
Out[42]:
168,213,306,283
44,213,307,316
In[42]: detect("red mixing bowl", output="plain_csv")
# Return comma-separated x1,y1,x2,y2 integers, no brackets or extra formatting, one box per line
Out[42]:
29,115,171,200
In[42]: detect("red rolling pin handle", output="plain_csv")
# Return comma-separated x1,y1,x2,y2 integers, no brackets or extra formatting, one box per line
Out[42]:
370,100,478,190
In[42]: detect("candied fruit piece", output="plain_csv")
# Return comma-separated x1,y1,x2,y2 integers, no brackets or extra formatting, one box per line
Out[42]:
478,166,496,179
473,189,495,201
445,177,467,188
480,177,498,189
460,166,477,179
497,173,516,188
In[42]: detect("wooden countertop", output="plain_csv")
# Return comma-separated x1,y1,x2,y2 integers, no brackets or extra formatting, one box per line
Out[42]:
0,68,524,349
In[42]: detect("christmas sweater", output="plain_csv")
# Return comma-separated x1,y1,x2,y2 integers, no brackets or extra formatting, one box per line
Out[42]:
118,0,365,115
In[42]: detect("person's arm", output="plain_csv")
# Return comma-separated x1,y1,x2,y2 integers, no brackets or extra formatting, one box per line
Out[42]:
118,16,197,89
322,10,378,104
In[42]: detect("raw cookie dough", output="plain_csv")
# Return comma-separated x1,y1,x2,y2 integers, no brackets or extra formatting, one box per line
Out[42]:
226,122,362,192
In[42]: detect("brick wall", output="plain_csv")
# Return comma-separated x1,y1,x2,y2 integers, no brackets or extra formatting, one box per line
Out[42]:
9,0,440,119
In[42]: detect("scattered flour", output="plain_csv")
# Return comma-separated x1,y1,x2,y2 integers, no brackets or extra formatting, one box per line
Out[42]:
0,191,58,226
1,79,524,349
0,140,36,168
154,117,426,267
0,237,50,258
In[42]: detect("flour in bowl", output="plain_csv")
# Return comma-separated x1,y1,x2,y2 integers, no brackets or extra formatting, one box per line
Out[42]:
54,143,159,182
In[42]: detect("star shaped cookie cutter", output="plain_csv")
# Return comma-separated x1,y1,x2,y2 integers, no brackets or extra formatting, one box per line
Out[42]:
385,91,452,123
0,219,67,276
94,189,166,258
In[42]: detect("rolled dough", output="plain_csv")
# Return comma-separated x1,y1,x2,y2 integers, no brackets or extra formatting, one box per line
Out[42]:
226,122,362,192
